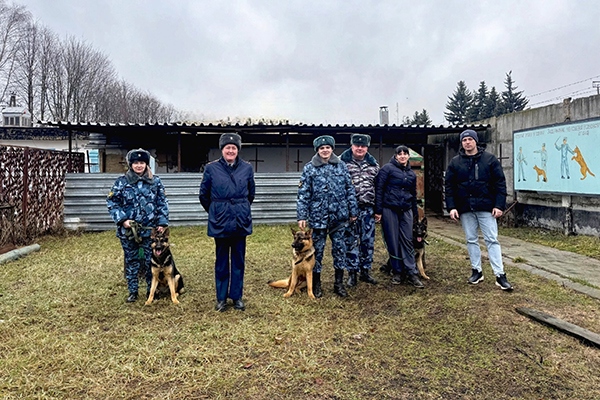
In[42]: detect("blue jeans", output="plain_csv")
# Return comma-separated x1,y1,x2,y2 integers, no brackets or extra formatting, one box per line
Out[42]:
460,211,505,277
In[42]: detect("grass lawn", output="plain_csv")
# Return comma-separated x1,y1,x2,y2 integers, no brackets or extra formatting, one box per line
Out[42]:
1,224,600,399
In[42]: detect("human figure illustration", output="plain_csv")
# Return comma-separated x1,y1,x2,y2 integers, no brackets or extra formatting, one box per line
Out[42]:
516,146,527,182
533,143,547,171
555,137,574,179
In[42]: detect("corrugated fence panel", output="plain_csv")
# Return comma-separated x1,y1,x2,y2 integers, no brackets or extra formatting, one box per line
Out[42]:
64,172,301,231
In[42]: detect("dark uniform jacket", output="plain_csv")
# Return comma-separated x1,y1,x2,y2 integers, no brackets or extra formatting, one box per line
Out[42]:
444,146,507,214
199,157,255,238
375,156,418,218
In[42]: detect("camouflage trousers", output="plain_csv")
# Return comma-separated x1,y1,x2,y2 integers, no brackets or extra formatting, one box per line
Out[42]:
312,227,346,273
345,206,376,272
120,237,152,295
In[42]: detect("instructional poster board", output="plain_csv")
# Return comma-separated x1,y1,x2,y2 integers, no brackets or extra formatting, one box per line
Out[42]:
513,118,600,195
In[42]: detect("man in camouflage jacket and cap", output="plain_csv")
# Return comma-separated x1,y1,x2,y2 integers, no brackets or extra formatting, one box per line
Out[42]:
107,148,169,303
340,133,379,288
297,135,358,298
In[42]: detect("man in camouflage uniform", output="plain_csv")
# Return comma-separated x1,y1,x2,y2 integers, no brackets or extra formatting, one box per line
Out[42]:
107,148,169,303
341,133,379,288
297,135,358,297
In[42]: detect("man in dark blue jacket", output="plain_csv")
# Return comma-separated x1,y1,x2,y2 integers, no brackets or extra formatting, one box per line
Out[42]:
199,133,256,311
445,129,513,290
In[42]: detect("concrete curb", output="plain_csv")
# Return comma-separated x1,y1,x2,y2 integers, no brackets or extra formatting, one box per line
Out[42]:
429,231,600,300
0,244,41,264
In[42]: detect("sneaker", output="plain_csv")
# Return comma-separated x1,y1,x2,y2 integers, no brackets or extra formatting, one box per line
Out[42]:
215,300,228,312
406,274,425,289
391,273,403,285
495,274,513,291
468,269,484,284
233,299,246,311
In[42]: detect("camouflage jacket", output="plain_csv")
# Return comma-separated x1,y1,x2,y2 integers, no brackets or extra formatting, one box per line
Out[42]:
106,169,169,239
340,148,379,207
297,153,358,230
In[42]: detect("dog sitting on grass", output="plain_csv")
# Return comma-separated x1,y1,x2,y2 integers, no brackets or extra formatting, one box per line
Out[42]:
145,227,184,305
268,228,316,299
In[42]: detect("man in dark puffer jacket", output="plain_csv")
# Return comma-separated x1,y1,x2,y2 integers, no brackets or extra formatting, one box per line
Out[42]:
445,129,513,291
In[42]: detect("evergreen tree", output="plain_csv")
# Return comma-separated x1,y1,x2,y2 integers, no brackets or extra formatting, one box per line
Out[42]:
501,71,528,113
468,81,488,121
444,80,473,124
412,109,432,125
485,86,502,117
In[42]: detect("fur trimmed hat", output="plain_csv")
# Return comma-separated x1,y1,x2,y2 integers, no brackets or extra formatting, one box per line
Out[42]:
219,133,242,150
459,129,479,143
351,133,371,147
126,148,150,166
313,135,335,152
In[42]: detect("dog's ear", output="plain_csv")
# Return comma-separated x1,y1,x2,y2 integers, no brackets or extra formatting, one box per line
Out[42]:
163,227,170,237
291,227,298,235
422,217,427,227
151,228,157,238
305,228,313,236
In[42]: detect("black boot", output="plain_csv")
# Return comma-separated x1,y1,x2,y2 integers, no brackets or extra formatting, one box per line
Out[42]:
333,269,348,297
126,292,138,303
346,270,358,288
359,268,378,284
312,272,322,298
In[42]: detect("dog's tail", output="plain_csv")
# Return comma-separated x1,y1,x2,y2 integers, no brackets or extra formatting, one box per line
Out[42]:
267,278,290,288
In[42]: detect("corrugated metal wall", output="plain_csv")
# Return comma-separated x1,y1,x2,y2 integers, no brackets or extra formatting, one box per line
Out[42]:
64,172,301,231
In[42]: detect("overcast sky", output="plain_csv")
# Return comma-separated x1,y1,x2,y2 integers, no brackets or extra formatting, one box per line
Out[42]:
18,0,600,125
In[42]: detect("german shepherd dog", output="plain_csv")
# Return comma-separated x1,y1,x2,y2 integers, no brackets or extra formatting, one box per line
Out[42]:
145,227,184,305
268,228,316,299
413,217,429,280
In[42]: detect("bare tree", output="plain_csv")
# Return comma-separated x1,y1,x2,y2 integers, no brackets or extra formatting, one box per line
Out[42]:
46,36,116,121
37,27,58,121
12,20,39,119
0,0,29,102
2,2,182,123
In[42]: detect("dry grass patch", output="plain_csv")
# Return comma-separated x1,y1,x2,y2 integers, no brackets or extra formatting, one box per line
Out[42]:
1,225,600,399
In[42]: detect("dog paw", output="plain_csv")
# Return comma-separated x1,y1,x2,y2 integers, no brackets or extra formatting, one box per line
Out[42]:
283,292,292,298
144,300,152,305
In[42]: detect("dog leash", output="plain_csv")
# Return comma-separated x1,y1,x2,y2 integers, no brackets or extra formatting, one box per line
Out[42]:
125,221,152,243
125,221,152,260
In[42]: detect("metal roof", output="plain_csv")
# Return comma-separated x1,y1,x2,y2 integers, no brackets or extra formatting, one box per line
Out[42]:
42,120,490,146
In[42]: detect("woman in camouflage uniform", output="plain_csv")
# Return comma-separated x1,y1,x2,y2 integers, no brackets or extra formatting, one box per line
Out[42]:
297,135,358,298
107,148,169,303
